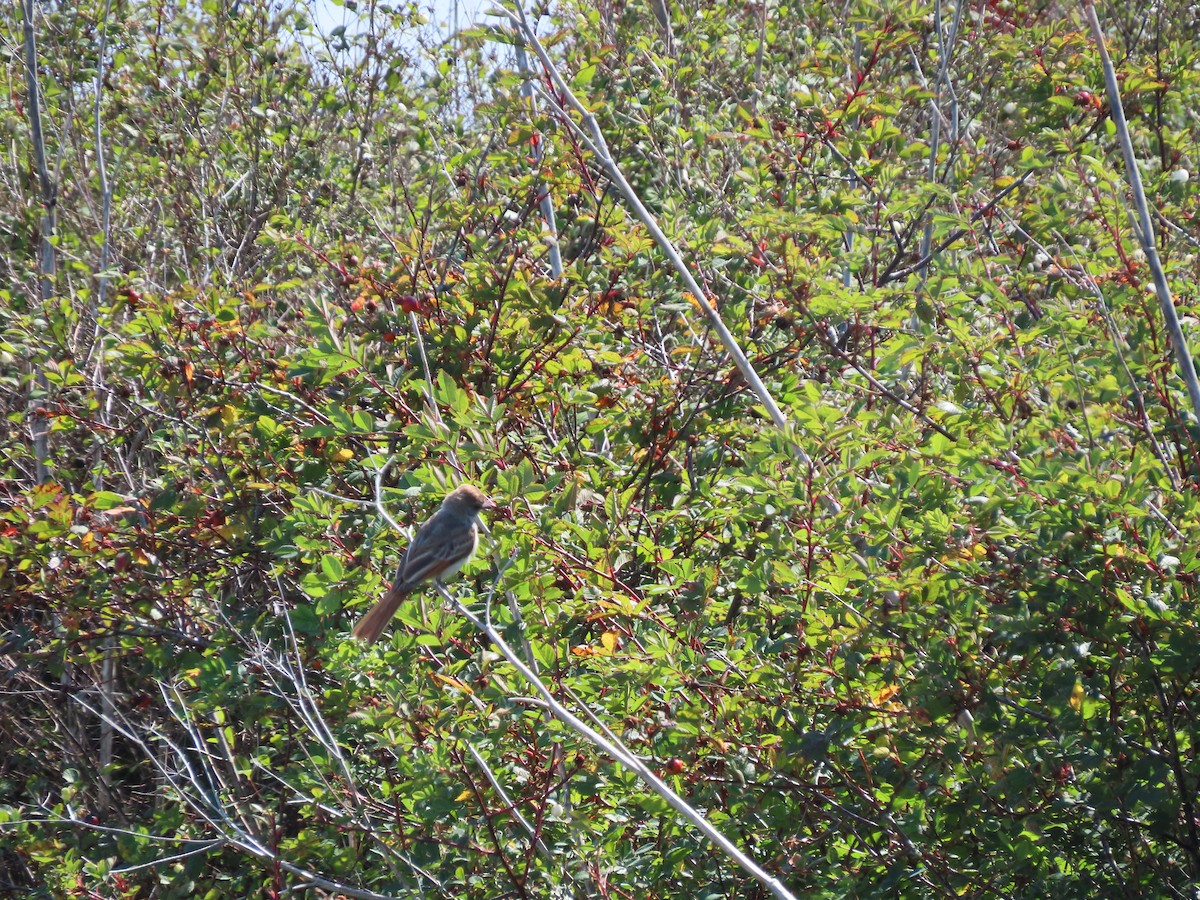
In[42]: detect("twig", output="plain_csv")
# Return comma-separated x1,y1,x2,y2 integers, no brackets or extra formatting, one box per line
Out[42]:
1081,0,1200,426
66,691,418,900
464,742,554,862
817,323,955,440
502,2,807,466
431,572,799,900
19,0,54,485
515,28,564,280
879,170,1034,285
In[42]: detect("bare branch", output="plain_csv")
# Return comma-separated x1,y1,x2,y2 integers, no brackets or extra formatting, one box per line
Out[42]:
502,3,808,465
1082,0,1200,427
426,569,801,900
19,0,55,485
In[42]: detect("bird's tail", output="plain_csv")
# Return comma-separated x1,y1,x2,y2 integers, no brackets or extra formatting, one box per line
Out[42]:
351,584,408,644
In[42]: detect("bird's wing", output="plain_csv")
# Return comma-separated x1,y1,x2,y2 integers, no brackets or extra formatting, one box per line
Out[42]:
394,520,478,591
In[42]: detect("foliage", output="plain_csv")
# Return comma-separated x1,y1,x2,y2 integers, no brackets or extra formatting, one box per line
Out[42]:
2,0,1199,896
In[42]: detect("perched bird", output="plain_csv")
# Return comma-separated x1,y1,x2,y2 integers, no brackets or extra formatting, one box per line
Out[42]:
351,484,496,644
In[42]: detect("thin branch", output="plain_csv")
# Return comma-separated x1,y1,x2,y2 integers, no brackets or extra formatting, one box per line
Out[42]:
822,328,955,440
19,0,55,485
916,0,964,278
464,742,553,862
1081,0,1200,426
878,170,1034,285
429,572,799,900
503,3,807,465
87,0,119,812
66,672,442,900
83,0,115,360
515,29,564,280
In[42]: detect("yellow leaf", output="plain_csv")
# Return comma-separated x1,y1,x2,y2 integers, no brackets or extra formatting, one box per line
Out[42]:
455,789,472,802
875,684,901,704
430,672,474,694
1070,680,1084,712
335,448,355,462
600,631,619,653
221,405,238,424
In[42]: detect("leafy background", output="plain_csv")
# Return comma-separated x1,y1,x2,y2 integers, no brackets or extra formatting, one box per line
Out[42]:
2,0,1199,896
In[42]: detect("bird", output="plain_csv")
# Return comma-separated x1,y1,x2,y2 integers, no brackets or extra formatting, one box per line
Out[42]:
351,484,496,644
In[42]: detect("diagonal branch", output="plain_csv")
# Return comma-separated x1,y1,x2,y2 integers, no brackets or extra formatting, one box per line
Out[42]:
878,170,1034,286
1081,0,1200,428
501,3,808,465
429,567,800,900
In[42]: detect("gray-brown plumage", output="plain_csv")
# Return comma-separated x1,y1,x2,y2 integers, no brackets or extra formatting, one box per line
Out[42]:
351,485,495,644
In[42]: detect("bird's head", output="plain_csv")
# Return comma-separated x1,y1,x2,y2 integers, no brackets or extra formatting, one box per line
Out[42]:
443,484,496,514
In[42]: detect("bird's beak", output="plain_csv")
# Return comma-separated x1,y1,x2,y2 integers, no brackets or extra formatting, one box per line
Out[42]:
481,496,498,509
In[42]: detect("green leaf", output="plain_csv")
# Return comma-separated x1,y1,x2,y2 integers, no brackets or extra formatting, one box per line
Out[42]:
321,554,346,581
